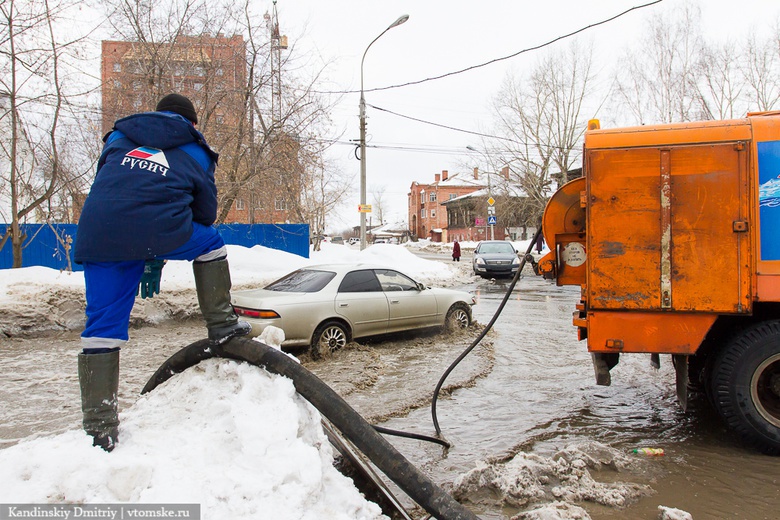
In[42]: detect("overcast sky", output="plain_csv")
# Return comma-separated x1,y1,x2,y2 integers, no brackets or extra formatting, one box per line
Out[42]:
267,0,780,232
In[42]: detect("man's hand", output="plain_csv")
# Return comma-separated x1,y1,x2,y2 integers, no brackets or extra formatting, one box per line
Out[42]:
138,259,165,299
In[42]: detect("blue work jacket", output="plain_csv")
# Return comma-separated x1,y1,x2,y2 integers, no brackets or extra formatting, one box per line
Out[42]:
75,111,219,262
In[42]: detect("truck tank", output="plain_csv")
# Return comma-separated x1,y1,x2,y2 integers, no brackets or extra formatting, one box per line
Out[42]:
536,112,780,454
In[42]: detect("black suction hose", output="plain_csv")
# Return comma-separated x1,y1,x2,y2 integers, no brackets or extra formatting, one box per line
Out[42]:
142,338,479,520
431,228,542,439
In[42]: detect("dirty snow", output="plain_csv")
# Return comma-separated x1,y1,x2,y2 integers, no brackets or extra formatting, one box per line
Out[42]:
658,505,694,520
452,441,653,510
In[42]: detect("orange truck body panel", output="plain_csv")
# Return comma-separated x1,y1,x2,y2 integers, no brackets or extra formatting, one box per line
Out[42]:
542,112,780,355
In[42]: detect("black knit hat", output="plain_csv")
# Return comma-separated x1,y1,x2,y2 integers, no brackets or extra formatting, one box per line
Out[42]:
156,93,198,124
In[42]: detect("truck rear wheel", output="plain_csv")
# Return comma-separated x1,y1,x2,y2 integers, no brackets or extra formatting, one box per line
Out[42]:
710,320,780,454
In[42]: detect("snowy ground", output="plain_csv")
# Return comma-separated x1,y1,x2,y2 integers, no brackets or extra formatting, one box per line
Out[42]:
0,241,493,520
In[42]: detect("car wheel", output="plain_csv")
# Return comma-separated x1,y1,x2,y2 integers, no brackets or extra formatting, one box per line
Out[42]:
445,303,471,332
710,320,780,454
311,320,351,359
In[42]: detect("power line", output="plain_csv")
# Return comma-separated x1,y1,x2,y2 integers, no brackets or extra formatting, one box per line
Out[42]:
368,103,515,142
310,0,663,95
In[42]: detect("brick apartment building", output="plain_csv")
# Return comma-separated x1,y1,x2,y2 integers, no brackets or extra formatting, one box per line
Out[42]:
408,169,486,242
100,35,300,224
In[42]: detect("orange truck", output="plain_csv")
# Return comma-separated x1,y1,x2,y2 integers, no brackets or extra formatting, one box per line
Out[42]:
536,112,780,453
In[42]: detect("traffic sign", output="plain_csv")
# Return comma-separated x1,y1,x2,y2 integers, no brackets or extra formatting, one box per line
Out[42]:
358,204,372,213
487,196,495,206
488,215,497,225
487,206,495,215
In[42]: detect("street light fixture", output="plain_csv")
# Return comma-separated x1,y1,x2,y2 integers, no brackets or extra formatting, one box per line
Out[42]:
359,14,409,250
466,145,494,240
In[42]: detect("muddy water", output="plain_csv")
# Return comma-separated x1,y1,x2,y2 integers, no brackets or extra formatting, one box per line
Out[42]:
375,274,780,519
2,271,780,519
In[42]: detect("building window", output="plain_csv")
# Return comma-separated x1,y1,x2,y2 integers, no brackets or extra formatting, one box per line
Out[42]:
429,192,437,202
113,62,121,72
194,82,203,91
236,199,246,210
216,114,224,124
421,209,426,218
216,68,224,76
431,209,436,218
449,193,456,200
275,198,287,211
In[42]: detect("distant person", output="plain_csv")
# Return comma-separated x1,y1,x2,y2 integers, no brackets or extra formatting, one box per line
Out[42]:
452,240,461,262
73,93,251,451
535,231,545,253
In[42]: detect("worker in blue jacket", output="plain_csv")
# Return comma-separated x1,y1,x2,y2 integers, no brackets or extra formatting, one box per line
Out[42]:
74,93,251,451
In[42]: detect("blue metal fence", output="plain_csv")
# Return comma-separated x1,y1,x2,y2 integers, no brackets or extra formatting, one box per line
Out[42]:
0,223,309,271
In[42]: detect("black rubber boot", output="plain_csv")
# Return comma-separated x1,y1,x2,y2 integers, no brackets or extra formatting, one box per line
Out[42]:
78,350,120,452
193,258,252,344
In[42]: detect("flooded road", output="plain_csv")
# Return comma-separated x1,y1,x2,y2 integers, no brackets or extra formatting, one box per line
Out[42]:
2,267,779,518
377,273,780,519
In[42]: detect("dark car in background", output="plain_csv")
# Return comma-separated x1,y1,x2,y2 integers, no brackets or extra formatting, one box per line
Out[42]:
472,240,520,278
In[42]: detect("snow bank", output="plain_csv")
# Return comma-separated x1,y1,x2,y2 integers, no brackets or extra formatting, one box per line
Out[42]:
0,359,386,520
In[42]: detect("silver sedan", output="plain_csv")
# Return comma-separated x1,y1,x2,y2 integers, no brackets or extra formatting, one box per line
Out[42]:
231,264,475,358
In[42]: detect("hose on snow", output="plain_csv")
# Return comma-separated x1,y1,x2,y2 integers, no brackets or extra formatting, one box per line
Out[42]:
142,338,479,520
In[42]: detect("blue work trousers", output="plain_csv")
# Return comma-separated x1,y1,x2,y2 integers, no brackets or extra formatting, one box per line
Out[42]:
81,223,225,345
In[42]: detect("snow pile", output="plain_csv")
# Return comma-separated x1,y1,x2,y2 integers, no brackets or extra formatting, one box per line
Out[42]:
658,505,693,520
0,359,386,520
452,441,652,510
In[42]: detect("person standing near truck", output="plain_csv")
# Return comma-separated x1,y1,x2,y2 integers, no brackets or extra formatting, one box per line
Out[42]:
73,93,251,451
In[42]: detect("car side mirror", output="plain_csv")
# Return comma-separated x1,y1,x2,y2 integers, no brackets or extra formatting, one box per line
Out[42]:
416,282,426,291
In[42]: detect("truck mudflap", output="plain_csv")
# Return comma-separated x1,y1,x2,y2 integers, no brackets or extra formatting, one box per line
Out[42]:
591,352,619,386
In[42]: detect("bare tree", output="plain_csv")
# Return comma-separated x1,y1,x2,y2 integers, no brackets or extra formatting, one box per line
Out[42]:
297,154,351,252
0,0,94,267
694,41,745,120
97,0,340,231
614,2,704,124
370,185,387,226
492,42,595,227
742,33,780,112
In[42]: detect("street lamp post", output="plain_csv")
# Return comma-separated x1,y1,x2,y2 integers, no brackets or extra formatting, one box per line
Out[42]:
466,145,494,240
359,14,409,250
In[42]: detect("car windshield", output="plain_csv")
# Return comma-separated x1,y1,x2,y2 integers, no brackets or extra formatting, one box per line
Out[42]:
477,242,515,254
265,269,336,292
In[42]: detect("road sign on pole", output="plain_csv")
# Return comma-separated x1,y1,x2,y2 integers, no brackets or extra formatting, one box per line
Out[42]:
358,204,372,213
488,215,497,225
